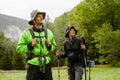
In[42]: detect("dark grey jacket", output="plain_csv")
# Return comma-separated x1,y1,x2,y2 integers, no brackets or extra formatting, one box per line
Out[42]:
60,36,87,67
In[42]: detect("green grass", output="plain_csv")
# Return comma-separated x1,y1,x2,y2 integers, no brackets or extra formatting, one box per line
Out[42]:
0,65,120,80
89,65,120,80
0,70,26,80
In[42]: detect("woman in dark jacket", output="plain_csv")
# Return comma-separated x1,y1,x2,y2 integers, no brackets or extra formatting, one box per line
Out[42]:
56,26,87,80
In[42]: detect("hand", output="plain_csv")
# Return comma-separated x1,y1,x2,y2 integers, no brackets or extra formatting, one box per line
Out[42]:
56,50,61,57
32,39,37,46
81,44,86,50
46,38,51,47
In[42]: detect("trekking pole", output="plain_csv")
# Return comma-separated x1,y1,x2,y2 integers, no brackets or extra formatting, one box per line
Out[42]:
56,50,60,80
87,60,91,80
58,57,60,80
88,65,91,80
83,51,87,80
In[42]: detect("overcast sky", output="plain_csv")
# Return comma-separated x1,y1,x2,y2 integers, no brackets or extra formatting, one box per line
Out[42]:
0,0,82,22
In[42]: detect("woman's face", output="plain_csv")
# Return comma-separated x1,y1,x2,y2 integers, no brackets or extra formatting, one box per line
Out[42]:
68,28,76,37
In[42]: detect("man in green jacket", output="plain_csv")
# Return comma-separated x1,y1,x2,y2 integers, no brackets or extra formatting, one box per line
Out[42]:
16,10,56,80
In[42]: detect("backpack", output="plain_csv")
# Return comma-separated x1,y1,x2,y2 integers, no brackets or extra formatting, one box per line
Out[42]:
26,26,48,60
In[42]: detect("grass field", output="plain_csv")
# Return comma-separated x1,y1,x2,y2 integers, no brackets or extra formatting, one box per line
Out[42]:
0,65,120,80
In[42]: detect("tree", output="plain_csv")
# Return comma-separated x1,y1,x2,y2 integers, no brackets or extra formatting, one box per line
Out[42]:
0,35,14,69
0,31,26,69
92,23,120,66
14,53,26,70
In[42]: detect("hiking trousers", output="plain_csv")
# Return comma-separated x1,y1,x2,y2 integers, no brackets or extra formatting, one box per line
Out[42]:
68,65,83,80
26,63,53,80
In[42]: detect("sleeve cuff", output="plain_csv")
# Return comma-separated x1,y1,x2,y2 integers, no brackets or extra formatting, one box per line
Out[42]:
27,42,34,51
46,45,52,50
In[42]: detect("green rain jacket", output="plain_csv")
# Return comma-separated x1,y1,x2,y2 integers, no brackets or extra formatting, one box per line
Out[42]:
16,27,56,66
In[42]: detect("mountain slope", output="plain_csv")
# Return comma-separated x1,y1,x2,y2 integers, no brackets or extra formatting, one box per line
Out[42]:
0,13,30,41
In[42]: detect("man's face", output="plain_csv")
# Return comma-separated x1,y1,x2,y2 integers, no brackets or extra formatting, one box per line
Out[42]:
69,28,76,37
34,14,44,25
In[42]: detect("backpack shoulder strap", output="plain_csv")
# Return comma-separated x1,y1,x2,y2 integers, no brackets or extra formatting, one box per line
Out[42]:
29,27,35,39
78,36,88,50
44,26,48,39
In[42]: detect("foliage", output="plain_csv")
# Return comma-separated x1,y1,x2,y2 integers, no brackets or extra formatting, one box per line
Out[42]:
53,12,70,49
69,0,120,37
14,53,26,70
0,31,26,70
1,53,14,70
92,23,120,65
0,42,15,70
0,32,13,69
